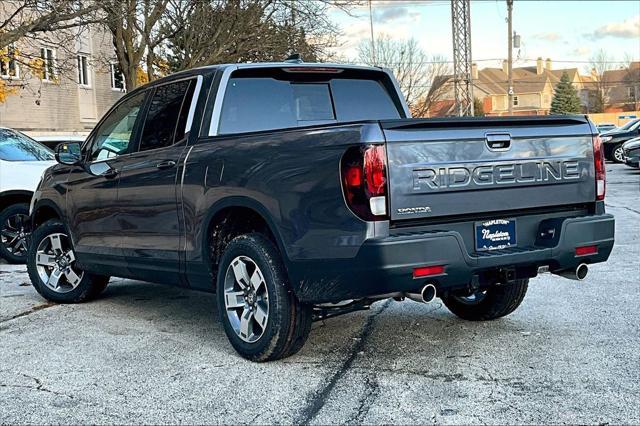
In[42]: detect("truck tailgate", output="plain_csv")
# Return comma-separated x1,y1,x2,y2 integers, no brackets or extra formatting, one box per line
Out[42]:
382,116,596,221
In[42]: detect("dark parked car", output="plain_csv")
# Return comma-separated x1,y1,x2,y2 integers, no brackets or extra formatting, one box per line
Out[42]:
622,137,640,168
27,62,615,361
600,118,640,162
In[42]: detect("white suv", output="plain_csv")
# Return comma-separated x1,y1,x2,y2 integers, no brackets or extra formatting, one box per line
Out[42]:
0,128,56,263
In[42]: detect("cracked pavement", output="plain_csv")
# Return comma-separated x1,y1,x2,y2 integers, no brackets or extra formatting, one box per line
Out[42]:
1,163,638,424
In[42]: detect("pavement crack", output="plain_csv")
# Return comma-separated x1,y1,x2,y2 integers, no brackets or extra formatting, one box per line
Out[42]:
295,299,392,424
0,374,74,399
605,203,640,215
0,301,57,324
345,374,380,424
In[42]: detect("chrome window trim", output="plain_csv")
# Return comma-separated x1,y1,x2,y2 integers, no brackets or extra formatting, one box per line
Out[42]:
208,65,238,136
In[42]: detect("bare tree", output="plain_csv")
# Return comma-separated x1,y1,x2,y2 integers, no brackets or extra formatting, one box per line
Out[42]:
358,36,451,117
587,49,616,113
101,0,172,91
0,1,100,49
162,0,347,72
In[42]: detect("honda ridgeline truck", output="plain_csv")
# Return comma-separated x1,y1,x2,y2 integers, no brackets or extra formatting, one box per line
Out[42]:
27,62,615,361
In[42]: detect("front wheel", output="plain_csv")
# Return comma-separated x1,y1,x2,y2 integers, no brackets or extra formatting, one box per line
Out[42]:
216,233,312,361
27,219,110,303
441,279,528,321
0,203,30,264
612,144,625,163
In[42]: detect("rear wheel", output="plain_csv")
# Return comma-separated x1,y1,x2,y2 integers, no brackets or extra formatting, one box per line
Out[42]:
27,220,109,303
441,279,528,321
0,203,30,264
216,233,312,361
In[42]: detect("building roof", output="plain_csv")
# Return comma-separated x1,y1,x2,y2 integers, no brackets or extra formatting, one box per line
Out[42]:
473,67,550,95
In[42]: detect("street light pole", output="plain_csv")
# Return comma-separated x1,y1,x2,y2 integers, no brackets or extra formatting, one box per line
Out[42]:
507,0,514,115
369,0,376,65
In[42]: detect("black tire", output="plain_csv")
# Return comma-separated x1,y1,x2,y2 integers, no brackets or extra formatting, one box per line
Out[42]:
0,203,30,264
441,279,528,321
27,219,110,303
216,233,312,362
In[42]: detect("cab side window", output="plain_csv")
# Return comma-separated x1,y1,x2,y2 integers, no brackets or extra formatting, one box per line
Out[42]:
139,79,195,152
90,91,146,162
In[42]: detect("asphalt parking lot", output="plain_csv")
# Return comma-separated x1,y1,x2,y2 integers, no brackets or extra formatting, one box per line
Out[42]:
1,163,638,424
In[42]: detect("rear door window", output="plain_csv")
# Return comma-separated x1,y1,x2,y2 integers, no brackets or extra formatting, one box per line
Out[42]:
139,79,195,152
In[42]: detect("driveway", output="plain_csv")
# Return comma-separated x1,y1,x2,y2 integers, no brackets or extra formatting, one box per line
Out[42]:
1,163,638,424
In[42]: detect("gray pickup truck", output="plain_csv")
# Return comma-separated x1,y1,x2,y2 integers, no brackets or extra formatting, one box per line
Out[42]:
28,61,614,361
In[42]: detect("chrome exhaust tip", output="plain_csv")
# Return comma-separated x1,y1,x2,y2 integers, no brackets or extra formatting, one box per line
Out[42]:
553,263,589,281
406,283,437,303
421,283,437,303
576,263,588,281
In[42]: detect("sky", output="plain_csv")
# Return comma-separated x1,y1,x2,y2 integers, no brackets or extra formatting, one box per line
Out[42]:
328,0,640,71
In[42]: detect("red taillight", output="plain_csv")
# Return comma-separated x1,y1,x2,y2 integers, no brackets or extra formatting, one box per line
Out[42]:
341,145,388,221
283,67,344,74
413,265,445,279
364,146,386,196
345,166,362,187
593,135,606,200
575,245,598,256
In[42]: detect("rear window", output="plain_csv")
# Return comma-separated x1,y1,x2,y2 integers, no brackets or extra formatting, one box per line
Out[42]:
218,75,401,135
331,79,400,122
0,129,54,161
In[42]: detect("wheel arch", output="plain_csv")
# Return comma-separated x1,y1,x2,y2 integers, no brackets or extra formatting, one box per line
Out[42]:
201,196,289,277
0,190,33,212
31,199,64,229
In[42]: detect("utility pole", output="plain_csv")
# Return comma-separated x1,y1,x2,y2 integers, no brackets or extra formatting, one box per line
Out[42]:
368,0,376,65
507,0,514,114
451,0,474,116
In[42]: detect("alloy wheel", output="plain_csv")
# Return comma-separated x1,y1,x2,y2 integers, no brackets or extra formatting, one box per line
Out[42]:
0,212,30,259
223,255,270,343
614,146,625,162
34,232,84,294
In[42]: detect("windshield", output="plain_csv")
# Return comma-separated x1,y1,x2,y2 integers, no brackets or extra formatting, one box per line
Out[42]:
0,129,54,161
618,119,640,131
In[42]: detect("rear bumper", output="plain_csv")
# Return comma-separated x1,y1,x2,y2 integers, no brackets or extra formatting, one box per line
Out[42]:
290,214,615,303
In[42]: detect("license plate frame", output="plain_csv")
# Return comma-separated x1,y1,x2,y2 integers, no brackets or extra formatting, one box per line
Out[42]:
475,218,517,252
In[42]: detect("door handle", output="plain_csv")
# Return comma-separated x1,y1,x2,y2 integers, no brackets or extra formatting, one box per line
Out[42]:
485,133,511,151
156,160,177,170
103,168,119,179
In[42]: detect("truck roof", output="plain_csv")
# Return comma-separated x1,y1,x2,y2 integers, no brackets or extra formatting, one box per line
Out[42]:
141,62,387,90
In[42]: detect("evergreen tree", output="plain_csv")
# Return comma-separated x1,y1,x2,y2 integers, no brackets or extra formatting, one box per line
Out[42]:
550,72,582,114
473,97,485,116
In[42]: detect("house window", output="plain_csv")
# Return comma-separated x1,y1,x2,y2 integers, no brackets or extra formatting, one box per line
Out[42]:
513,96,519,106
1,43,19,79
40,47,56,81
628,86,635,99
77,54,89,86
110,63,125,90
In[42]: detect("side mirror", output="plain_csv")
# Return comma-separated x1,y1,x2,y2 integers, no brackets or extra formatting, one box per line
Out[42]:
55,142,82,165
